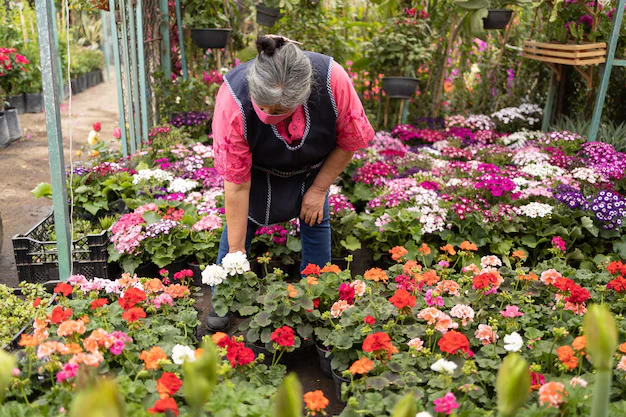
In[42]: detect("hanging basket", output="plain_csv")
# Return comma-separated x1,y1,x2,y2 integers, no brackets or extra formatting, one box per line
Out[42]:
483,9,513,30
382,77,419,99
90,0,110,11
256,3,281,27
190,28,232,50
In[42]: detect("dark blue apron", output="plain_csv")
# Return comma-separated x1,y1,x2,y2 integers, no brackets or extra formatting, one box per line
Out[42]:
223,52,338,226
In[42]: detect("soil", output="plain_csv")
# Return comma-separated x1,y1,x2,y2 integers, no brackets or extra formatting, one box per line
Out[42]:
0,68,120,288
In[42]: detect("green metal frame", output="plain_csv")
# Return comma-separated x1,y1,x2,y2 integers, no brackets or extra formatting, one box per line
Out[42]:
136,0,150,144
109,0,129,157
588,0,626,141
160,0,172,81
48,1,64,102
101,10,112,81
34,0,72,281
126,0,142,150
175,0,188,79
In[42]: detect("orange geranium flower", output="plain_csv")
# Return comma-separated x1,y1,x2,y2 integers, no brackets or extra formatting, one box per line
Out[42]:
306,276,319,285
80,315,90,324
620,343,626,354
416,270,440,286
390,246,409,261
440,244,456,256
139,346,168,370
321,264,341,274
304,390,329,416
194,348,204,358
211,332,229,345
287,284,298,298
118,272,140,288
572,336,586,353
556,345,578,370
403,260,422,276
518,272,539,281
512,250,528,259
418,243,431,255
66,343,83,354
164,284,189,299
84,328,113,353
349,357,375,375
364,268,388,283
301,264,321,277
460,241,478,251
144,278,165,293
19,334,42,347
57,320,86,337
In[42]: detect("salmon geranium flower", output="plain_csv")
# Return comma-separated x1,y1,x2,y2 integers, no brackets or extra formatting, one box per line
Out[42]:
418,243,431,255
304,390,329,416
140,346,168,370
389,246,409,262
57,320,86,337
460,241,478,251
349,357,375,375
538,381,567,408
364,268,388,283
321,264,341,274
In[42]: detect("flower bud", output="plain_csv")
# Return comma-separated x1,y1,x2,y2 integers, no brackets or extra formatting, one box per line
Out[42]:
183,339,218,413
274,373,303,417
390,392,417,417
584,304,618,371
496,353,530,417
0,350,16,403
69,379,124,417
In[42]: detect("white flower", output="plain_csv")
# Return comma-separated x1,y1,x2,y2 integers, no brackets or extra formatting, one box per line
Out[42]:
504,332,523,352
416,412,434,417
520,163,565,179
430,358,457,374
519,202,553,218
329,184,342,195
132,168,174,185
569,376,587,388
167,178,199,193
171,344,196,365
202,264,227,286
87,130,100,145
222,251,251,276
480,255,502,269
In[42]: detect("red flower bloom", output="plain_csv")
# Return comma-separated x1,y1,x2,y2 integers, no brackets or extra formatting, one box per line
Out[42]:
148,397,179,416
364,315,376,325
54,282,73,297
90,298,109,310
565,285,590,304
51,306,72,324
122,307,146,322
362,332,398,359
312,298,320,309
270,326,295,348
156,372,183,396
226,342,255,367
173,269,194,281
553,277,575,292
92,122,101,132
33,297,41,308
388,289,416,311
301,264,321,277
118,287,147,310
472,272,499,290
438,330,472,356
607,276,626,292
607,261,626,276
339,283,355,304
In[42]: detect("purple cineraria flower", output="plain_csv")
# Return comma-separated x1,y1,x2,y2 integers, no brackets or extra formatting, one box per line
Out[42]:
145,219,179,238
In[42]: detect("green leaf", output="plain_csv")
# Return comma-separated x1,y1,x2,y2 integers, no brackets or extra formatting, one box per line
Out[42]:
31,183,53,199
142,211,161,225
581,216,599,237
366,376,391,391
469,8,489,34
287,236,302,252
614,239,626,258
254,311,272,327
521,235,537,248
341,235,362,252
83,202,100,216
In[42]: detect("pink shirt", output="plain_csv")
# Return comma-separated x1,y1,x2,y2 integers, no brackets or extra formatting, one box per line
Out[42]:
212,61,375,184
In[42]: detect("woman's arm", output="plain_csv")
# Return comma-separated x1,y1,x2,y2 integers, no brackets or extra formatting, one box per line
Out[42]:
224,180,252,253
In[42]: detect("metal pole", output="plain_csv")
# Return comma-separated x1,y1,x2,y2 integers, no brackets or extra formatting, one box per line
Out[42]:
159,0,172,80
48,1,65,102
541,73,558,132
108,0,129,157
175,0,188,80
119,0,138,154
101,10,112,81
126,0,142,150
136,0,150,144
35,0,72,281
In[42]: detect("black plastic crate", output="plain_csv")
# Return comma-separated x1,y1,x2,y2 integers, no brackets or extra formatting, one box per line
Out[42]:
12,211,117,283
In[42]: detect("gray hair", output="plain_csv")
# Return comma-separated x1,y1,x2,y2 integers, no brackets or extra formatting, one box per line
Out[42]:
247,42,313,109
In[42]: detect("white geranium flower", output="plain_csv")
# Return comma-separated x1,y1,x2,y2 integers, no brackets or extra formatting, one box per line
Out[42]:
222,251,251,276
171,344,196,365
87,130,100,145
201,264,227,286
504,332,523,352
416,412,434,417
430,358,457,374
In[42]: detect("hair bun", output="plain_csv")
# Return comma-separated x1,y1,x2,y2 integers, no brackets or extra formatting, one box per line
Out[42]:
256,35,287,57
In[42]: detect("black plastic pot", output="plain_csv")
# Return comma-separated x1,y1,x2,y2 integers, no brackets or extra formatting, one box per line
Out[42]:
331,368,351,403
248,337,314,366
96,70,104,84
331,257,349,271
135,263,160,278
4,107,22,142
483,9,513,30
256,3,281,27
9,94,26,114
78,75,88,92
89,72,98,88
382,77,420,99
63,83,69,98
25,93,43,113
188,262,203,287
71,79,81,94
191,28,231,50
0,112,10,148
316,342,333,379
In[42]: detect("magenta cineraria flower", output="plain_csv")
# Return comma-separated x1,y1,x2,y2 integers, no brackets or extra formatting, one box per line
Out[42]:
353,161,398,185
434,392,459,415
256,224,289,245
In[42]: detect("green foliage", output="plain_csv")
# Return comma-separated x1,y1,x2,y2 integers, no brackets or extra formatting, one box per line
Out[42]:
182,0,232,28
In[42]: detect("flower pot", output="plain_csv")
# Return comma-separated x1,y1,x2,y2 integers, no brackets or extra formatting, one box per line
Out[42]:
188,262,203,287
89,71,98,88
331,257,349,271
135,262,160,278
316,342,333,379
0,113,10,148
190,28,231,50
63,83,69,98
71,79,81,94
77,75,88,92
331,367,351,403
482,9,513,30
25,93,43,113
4,108,22,142
9,94,26,114
96,70,104,84
382,77,419,99
256,3,281,27
351,247,374,276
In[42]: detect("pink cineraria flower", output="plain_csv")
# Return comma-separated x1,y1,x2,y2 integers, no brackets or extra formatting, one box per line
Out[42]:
434,392,459,415
500,305,524,318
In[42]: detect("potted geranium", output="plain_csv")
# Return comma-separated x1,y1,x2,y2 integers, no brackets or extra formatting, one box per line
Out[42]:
0,47,29,144
455,0,529,31
183,0,233,50
250,222,301,279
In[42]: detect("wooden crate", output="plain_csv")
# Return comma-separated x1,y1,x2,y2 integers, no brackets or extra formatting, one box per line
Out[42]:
523,41,606,66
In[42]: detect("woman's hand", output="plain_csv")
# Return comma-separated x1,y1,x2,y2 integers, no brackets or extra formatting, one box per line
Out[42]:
300,185,327,226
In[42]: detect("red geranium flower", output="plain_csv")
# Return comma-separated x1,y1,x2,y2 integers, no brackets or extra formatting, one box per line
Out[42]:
301,264,321,277
364,315,376,325
472,272,498,290
156,372,183,396
339,283,355,304
226,342,255,367
607,276,626,292
122,307,146,322
553,277,575,292
92,122,101,132
33,297,41,308
388,289,416,311
313,298,320,308
51,306,72,324
148,397,179,416
438,330,473,357
565,285,590,304
90,298,109,310
362,332,398,359
118,287,147,310
54,282,73,297
607,261,626,276
270,326,295,348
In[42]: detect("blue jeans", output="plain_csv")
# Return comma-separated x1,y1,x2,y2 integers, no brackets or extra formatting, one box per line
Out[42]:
217,196,331,274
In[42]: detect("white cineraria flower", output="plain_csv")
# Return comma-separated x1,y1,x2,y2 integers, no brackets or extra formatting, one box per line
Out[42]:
430,358,458,374
168,178,199,194
419,147,442,157
504,332,523,352
171,344,196,365
512,177,530,190
519,202,553,218
329,184,342,195
511,148,551,166
521,163,565,180
572,167,607,184
192,143,214,159
201,264,227,286
132,168,174,185
222,251,251,276
431,140,450,151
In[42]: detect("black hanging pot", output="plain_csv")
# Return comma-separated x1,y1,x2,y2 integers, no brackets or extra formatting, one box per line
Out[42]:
4,108,22,142
382,77,419,99
25,93,43,113
191,28,231,50
9,94,26,114
483,9,513,30
256,3,281,27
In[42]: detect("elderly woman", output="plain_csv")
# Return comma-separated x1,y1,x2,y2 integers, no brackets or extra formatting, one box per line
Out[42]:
208,35,374,330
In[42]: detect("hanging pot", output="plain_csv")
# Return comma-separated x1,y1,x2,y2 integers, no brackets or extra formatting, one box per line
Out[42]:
382,77,419,99
9,94,26,114
0,113,10,148
77,75,88,92
483,9,513,30
25,93,43,113
4,108,22,142
256,3,281,27
90,0,110,11
190,28,231,50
